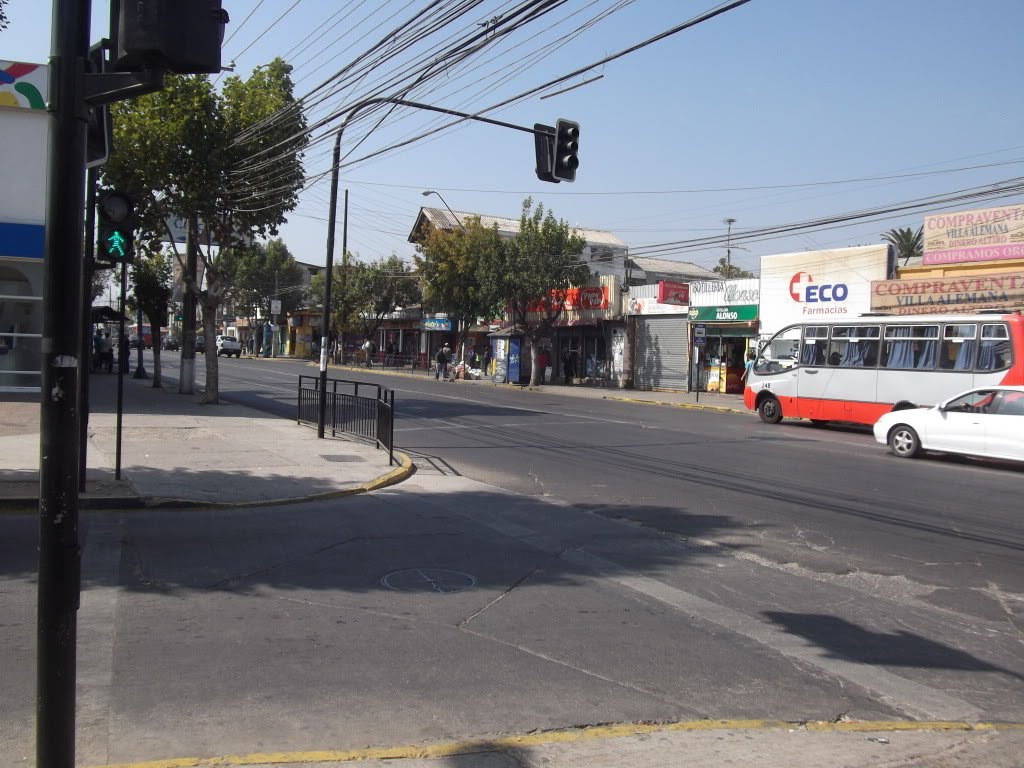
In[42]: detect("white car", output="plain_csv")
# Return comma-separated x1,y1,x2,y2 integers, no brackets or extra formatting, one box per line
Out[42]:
873,385,1024,462
216,335,242,358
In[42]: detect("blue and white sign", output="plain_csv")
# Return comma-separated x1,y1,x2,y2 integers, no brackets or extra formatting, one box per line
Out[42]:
694,323,706,345
422,318,452,331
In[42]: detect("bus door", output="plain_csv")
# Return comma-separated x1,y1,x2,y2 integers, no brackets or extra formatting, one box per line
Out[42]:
795,326,830,418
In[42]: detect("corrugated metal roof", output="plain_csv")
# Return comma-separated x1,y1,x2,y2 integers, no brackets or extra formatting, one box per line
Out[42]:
631,257,718,279
413,207,626,248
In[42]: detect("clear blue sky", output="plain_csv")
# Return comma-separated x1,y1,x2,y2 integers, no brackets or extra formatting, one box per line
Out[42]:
4,0,1023,274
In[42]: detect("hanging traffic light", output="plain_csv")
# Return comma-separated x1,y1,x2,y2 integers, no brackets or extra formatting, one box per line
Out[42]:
552,118,580,182
97,192,135,263
116,0,230,75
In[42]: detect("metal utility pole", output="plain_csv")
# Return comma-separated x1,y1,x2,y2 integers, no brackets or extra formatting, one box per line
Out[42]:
272,271,279,357
78,168,97,491
724,217,736,277
38,0,91,763
317,131,341,438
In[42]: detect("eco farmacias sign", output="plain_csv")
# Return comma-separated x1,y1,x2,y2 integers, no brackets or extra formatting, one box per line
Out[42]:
923,204,1024,266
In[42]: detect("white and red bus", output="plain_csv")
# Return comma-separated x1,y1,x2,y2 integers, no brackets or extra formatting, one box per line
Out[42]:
744,313,1024,425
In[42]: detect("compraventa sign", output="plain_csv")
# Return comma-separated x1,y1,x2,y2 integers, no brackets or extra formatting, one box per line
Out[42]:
870,270,1024,315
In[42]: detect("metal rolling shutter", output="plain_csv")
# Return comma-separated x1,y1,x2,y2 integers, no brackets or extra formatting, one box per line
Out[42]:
634,317,689,391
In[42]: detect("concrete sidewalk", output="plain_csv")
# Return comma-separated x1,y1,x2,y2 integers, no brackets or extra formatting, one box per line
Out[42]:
0,370,410,511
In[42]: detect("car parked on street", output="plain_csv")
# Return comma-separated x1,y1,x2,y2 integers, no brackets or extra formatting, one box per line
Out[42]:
873,385,1024,462
162,336,181,351
216,335,242,358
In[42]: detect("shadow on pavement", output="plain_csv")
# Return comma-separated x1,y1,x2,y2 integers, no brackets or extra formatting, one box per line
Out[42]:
763,612,1024,681
0,493,740,595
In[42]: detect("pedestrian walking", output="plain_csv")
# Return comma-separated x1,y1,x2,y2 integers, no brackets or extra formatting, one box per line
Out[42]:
482,345,492,375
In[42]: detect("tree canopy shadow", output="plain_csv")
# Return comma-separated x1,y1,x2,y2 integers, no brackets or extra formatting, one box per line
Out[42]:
762,611,1023,683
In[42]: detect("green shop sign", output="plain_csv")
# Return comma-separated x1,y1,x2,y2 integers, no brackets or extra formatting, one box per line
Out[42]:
688,305,758,322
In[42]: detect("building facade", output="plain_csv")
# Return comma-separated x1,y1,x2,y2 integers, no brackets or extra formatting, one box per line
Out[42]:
0,61,48,393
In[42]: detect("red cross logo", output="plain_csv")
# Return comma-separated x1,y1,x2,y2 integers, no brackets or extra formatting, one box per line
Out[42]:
789,272,814,302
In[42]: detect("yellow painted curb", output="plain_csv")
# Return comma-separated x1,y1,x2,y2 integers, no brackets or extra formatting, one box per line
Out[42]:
91,719,1024,768
143,451,415,510
605,395,750,415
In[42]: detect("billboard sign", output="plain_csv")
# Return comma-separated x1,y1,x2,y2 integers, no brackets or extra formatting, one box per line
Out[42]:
656,280,689,306
923,204,1024,266
759,245,890,334
871,269,1024,315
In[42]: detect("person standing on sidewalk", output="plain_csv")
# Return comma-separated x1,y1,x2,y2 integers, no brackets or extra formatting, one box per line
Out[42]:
741,349,756,384
436,343,451,380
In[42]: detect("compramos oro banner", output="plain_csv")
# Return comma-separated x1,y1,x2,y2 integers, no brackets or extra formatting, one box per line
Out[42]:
923,203,1024,266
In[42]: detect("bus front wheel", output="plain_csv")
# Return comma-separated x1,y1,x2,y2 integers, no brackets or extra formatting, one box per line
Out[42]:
888,425,921,458
758,395,783,424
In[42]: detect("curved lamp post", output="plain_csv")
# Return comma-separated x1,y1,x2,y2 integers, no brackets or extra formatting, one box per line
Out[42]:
422,189,466,231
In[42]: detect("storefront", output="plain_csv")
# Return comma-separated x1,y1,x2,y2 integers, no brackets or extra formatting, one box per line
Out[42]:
421,316,452,367
687,278,759,394
629,280,690,391
0,61,47,393
377,308,422,365
535,276,624,387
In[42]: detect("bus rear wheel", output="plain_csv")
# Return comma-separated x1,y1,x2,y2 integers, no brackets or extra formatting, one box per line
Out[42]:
758,395,783,424
888,424,921,458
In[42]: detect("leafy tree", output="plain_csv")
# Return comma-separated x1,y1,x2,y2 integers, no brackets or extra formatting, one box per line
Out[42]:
234,238,305,353
414,215,502,361
102,58,307,403
477,199,589,387
712,257,755,279
882,226,923,265
0,1,9,30
131,250,172,387
309,251,363,353
345,256,422,343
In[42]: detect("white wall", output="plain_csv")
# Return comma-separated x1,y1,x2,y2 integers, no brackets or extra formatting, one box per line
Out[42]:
759,245,891,334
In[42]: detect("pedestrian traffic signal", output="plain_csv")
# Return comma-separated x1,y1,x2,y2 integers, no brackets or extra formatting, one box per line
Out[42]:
116,0,230,75
97,192,135,263
553,119,580,182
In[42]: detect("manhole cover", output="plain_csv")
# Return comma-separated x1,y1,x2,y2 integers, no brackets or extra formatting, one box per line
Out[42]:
381,568,477,594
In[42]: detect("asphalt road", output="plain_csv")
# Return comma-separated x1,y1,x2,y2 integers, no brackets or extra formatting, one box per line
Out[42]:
5,352,1015,762
168,352,1024,613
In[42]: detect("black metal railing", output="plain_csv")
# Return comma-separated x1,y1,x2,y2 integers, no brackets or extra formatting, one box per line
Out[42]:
297,375,396,465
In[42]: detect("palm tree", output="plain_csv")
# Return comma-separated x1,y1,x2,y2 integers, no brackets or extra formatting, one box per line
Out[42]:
882,226,923,266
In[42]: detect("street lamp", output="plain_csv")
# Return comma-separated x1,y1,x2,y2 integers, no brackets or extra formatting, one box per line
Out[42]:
422,189,466,231
723,217,736,276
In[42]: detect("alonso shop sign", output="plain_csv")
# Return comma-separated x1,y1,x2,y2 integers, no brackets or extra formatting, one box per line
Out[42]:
871,270,1024,315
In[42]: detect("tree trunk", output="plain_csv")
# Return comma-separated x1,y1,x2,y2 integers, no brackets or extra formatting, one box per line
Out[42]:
150,326,162,388
201,297,219,404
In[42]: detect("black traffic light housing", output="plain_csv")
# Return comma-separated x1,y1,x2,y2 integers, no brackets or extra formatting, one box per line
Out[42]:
553,118,580,182
116,0,230,75
97,192,136,263
86,42,113,169
534,123,559,184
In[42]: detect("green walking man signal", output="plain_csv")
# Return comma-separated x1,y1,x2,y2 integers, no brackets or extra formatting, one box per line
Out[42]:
97,191,136,263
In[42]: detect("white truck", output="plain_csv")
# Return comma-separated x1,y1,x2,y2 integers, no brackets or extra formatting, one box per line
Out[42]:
215,335,242,358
